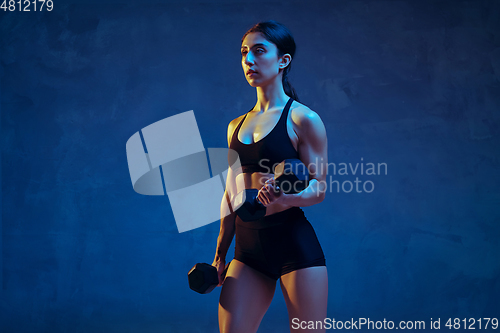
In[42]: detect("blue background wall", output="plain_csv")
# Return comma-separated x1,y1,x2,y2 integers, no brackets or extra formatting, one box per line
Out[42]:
1,0,499,332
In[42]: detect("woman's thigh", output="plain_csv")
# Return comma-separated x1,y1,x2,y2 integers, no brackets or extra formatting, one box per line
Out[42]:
280,266,328,333
219,259,277,333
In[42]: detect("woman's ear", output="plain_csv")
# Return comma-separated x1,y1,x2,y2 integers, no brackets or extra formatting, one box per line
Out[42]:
279,54,292,69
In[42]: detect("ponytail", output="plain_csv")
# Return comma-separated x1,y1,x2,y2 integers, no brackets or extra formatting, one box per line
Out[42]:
282,69,299,102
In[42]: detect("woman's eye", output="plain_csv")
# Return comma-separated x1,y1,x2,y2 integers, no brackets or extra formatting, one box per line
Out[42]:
241,48,264,56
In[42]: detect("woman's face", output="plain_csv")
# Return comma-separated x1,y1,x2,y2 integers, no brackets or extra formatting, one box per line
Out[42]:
241,32,285,87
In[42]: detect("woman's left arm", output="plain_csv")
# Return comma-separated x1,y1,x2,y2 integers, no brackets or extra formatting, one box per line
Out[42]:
259,107,329,207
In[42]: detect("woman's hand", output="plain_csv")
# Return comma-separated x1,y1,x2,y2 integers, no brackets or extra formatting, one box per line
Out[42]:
257,178,285,206
211,259,226,286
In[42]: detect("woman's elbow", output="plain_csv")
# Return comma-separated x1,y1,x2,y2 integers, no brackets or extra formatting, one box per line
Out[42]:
316,191,326,204
314,178,327,203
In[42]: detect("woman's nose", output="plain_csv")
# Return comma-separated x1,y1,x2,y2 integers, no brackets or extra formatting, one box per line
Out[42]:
244,52,255,65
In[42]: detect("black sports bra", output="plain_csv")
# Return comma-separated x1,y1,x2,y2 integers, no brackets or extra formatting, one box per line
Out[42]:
229,98,299,174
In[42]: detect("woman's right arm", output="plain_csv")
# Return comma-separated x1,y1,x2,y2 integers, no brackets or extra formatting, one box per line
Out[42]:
212,188,237,285
211,117,241,284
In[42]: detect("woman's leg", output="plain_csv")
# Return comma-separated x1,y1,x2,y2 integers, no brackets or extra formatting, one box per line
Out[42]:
280,266,328,333
219,259,277,333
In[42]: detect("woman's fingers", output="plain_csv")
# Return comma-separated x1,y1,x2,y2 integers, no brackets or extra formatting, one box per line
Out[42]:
257,187,268,206
257,186,267,206
212,261,225,286
258,183,280,206
218,267,224,286
216,264,225,286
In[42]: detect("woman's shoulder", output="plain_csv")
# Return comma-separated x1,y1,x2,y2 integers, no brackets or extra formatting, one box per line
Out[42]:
226,113,246,146
229,113,246,127
289,100,325,129
289,101,328,145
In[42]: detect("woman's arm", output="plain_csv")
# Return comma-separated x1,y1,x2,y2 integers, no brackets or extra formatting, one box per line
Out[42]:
211,117,241,283
211,188,236,284
258,106,328,207
212,195,236,261
212,166,237,265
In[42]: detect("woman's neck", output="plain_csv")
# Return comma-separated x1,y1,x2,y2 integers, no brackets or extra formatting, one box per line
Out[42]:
253,77,290,113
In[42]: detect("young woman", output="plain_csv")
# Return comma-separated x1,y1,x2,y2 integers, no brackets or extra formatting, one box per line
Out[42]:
212,20,329,333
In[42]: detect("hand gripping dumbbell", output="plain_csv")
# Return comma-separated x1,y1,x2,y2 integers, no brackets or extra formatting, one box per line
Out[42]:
188,261,231,294
233,158,309,221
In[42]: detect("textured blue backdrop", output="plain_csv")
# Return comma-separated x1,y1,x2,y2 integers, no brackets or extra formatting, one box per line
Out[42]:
1,0,499,332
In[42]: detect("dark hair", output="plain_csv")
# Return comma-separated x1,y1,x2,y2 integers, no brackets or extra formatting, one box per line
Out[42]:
241,20,299,102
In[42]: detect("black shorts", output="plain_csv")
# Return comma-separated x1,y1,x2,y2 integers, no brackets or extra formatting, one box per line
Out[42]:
234,207,326,280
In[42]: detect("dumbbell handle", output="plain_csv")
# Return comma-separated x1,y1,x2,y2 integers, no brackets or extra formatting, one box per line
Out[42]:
257,179,281,197
251,182,282,207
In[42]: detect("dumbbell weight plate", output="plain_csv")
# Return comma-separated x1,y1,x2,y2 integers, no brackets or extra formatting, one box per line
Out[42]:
274,159,309,194
188,261,231,294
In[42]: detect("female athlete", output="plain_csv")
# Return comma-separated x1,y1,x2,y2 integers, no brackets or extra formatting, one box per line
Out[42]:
212,20,329,333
